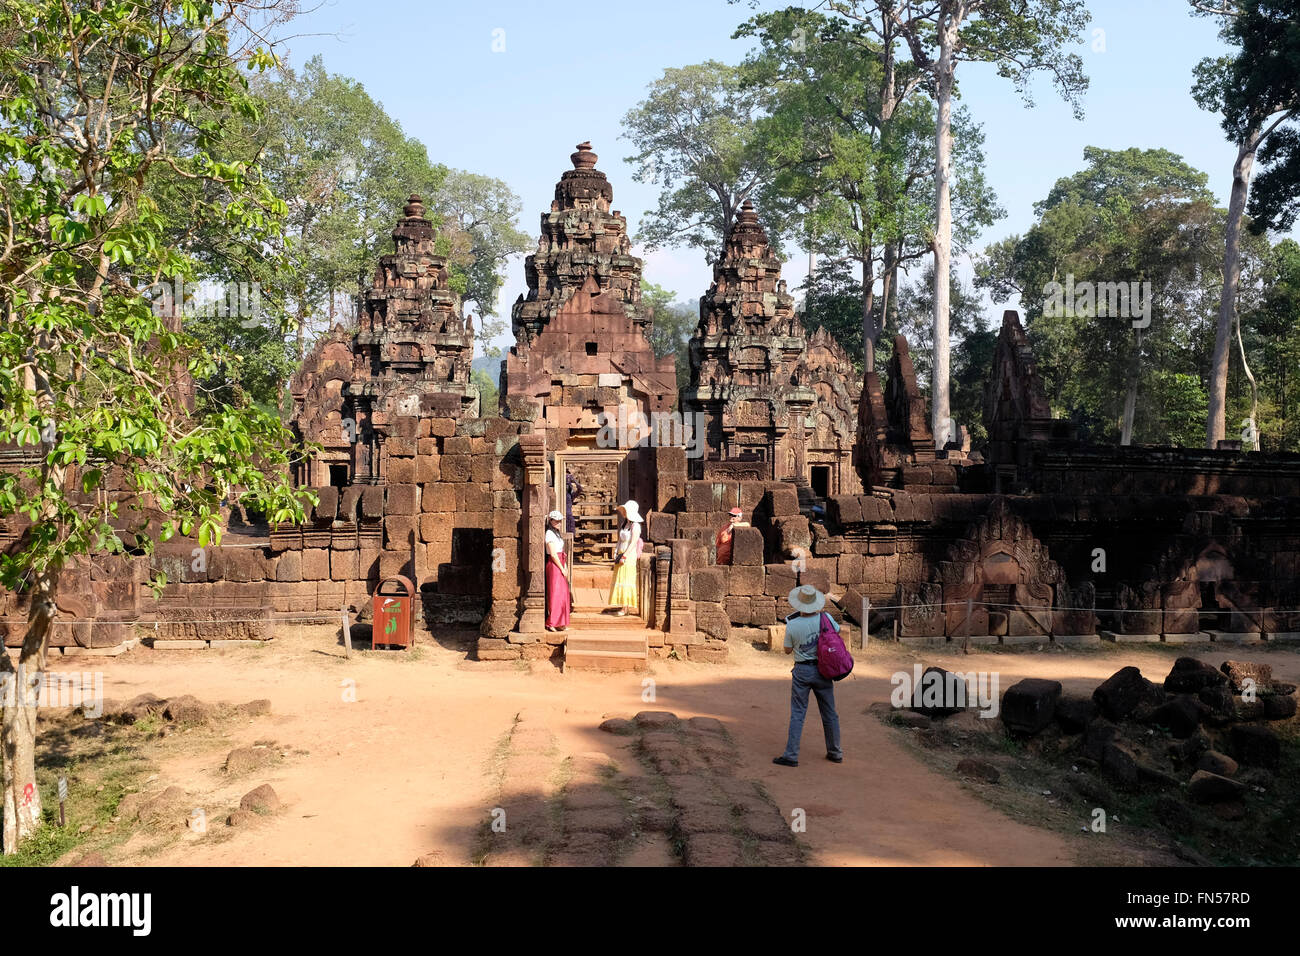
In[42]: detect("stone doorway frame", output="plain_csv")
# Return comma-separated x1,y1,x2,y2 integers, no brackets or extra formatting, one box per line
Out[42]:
553,447,631,566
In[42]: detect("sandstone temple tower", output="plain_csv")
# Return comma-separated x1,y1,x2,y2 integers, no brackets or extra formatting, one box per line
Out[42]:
680,200,861,497
290,194,479,486
503,143,676,517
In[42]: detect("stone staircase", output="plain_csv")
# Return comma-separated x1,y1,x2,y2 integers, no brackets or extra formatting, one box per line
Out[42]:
563,563,655,672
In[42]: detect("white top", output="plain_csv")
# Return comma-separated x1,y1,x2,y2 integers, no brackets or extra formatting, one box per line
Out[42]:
545,529,564,552
615,523,640,562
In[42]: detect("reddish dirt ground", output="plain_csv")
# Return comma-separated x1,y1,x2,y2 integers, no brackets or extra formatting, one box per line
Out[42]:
62,629,1300,866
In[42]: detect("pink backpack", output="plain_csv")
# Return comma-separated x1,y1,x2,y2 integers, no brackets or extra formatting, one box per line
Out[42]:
817,613,854,681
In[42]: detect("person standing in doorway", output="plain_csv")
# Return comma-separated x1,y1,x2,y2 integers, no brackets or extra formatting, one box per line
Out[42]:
715,507,748,565
565,470,583,535
773,585,843,767
608,500,642,616
544,510,570,632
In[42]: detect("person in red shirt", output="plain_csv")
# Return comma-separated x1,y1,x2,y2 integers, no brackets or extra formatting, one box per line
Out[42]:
715,507,747,565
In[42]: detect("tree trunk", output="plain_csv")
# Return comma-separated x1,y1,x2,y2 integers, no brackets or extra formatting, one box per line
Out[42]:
1120,329,1142,446
878,244,896,368
861,259,876,371
1,568,56,854
1207,128,1260,448
931,10,959,449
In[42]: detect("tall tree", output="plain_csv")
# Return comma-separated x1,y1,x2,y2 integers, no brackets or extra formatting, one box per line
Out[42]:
425,170,531,355
740,8,999,375
1191,0,1300,447
829,0,1090,447
622,61,793,259
977,147,1261,446
0,0,314,853
797,260,866,370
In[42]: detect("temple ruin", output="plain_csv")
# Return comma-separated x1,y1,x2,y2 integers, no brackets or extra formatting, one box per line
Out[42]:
503,142,676,562
4,145,1300,672
682,200,861,498
291,194,480,488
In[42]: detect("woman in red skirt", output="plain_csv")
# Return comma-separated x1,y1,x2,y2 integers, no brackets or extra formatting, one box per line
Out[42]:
545,509,570,632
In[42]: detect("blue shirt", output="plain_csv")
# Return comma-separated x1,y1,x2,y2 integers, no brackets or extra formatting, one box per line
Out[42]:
785,613,837,662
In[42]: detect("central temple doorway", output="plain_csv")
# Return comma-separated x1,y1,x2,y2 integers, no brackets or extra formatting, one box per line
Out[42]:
553,448,630,567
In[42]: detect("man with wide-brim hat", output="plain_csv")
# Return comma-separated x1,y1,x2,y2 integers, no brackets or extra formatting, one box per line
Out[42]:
608,500,643,616
773,584,843,767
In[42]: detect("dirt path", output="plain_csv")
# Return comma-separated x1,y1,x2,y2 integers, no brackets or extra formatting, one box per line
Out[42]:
62,629,1300,866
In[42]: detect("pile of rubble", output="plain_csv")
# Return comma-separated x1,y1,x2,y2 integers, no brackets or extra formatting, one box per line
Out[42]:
993,658,1295,814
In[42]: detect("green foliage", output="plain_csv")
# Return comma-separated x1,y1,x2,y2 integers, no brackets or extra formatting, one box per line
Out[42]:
893,263,992,442
1192,0,1300,234
471,367,499,417
797,260,865,372
642,281,697,394
0,0,314,594
1241,238,1300,449
737,7,1002,360
976,147,1263,446
623,61,794,258
211,55,528,367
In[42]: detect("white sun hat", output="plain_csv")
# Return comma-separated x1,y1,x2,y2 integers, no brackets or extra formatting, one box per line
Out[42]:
788,584,826,614
619,500,643,523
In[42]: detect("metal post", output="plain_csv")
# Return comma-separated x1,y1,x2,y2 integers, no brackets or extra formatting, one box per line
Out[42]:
342,606,352,659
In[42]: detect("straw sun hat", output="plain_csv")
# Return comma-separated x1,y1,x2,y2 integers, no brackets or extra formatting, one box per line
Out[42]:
787,584,826,615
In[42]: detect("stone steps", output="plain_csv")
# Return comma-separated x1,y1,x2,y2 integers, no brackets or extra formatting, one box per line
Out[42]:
563,645,649,672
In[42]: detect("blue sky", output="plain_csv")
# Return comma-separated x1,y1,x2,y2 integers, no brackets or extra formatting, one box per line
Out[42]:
277,0,1244,351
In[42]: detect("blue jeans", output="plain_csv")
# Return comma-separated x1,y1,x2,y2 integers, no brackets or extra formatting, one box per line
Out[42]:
783,660,842,761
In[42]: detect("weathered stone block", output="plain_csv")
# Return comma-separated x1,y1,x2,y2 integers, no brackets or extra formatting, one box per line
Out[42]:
775,516,811,555
275,549,303,583
688,644,728,664
646,511,676,544
837,553,865,584
384,515,416,550
471,455,495,484
1001,678,1062,735
456,483,492,512
731,526,764,566
386,456,416,484
690,567,729,603
331,549,359,582
441,455,471,482
765,486,799,517
416,455,441,484
301,549,329,582
728,564,763,597
272,581,317,614
764,563,796,598
494,509,521,537
695,602,730,642
379,550,412,580
421,483,456,513
386,484,419,515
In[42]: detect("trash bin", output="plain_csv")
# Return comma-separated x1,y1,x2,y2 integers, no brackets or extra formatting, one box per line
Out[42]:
373,574,415,649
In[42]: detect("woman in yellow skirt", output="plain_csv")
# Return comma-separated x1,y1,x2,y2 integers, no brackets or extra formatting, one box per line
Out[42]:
609,500,642,616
